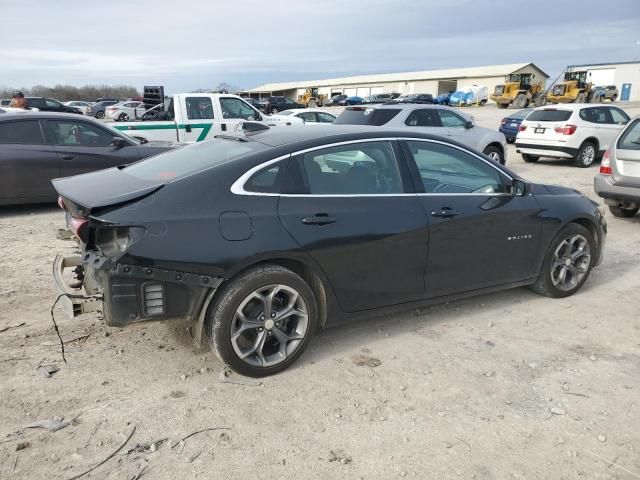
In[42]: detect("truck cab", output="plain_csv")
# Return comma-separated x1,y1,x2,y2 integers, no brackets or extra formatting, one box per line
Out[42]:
112,93,303,143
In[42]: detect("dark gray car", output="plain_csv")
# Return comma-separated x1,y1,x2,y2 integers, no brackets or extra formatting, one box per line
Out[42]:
0,112,179,206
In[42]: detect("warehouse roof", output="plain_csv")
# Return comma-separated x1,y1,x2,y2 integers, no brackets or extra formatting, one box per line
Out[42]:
247,62,549,92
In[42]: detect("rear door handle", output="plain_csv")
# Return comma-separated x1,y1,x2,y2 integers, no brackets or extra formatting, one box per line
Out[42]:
301,214,336,225
61,156,74,160
431,207,460,218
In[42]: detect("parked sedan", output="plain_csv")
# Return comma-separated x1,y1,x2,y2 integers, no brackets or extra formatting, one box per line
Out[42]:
278,108,336,124
64,101,93,115
335,103,507,163
590,86,618,103
52,127,605,377
594,116,640,217
324,94,347,106
105,101,146,121
499,108,532,143
87,100,119,119
0,112,178,206
339,96,364,106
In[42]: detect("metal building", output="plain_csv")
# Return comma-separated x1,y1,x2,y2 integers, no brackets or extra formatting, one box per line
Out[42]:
565,61,640,101
242,62,549,103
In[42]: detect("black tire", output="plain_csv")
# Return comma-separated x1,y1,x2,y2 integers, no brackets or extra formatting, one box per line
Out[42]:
522,154,539,163
575,92,587,103
307,99,317,108
497,103,508,109
611,94,617,102
205,264,318,377
530,223,596,298
609,205,639,218
95,111,105,119
574,141,597,168
483,145,504,164
270,107,278,114
513,93,527,109
117,113,129,122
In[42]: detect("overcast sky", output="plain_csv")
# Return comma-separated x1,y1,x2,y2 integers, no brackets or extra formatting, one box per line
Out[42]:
1,0,639,92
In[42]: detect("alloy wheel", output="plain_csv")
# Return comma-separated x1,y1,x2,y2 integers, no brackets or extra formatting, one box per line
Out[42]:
487,151,500,162
581,145,596,166
230,284,308,367
550,234,591,291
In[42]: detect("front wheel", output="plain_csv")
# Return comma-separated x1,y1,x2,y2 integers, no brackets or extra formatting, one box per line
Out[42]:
270,107,278,114
530,223,596,298
206,264,318,377
117,112,129,122
609,205,639,217
95,111,105,119
483,145,504,164
522,154,539,163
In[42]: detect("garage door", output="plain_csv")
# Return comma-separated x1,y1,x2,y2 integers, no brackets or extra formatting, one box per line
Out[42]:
357,87,370,97
370,86,384,95
588,68,615,87
344,88,357,97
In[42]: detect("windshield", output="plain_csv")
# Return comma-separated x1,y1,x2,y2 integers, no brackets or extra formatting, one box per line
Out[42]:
123,138,267,181
526,109,572,122
278,110,295,116
334,108,401,126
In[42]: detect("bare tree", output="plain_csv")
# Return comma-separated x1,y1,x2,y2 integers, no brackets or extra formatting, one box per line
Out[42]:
0,84,141,102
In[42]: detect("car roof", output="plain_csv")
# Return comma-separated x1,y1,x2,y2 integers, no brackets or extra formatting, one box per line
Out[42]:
0,112,102,122
244,125,455,148
530,104,617,112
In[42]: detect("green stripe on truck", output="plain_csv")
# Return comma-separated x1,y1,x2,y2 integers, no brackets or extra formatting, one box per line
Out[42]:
113,123,213,142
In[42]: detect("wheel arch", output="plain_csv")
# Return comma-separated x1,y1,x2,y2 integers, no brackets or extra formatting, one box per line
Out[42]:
580,136,600,152
484,141,505,159
191,256,331,347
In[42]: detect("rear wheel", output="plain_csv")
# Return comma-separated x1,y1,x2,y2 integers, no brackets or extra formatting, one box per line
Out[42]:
95,111,105,119
522,154,539,163
611,94,617,102
117,112,129,122
483,145,504,164
533,94,546,107
575,141,596,168
530,223,595,298
609,205,639,217
206,264,318,377
575,92,587,103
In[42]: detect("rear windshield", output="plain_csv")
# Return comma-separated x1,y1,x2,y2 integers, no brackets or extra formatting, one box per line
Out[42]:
123,138,266,181
618,119,640,150
334,108,401,126
526,109,572,122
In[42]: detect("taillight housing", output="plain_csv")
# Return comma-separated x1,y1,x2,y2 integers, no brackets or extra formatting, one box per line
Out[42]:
69,216,89,242
600,149,612,174
95,226,146,258
518,125,527,132
554,124,577,135
501,118,507,125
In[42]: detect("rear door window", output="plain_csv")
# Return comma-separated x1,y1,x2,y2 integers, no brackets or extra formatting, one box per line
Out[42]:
618,119,640,150
527,109,573,122
186,97,214,120
405,109,439,127
48,120,115,147
0,120,46,144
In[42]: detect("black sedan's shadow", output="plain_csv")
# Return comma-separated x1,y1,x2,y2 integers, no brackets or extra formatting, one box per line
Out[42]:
0,202,59,218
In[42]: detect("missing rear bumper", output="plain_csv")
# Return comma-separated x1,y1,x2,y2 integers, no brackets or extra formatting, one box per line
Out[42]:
53,254,103,318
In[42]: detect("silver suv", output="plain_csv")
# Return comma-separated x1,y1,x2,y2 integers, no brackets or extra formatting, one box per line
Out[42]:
335,104,507,163
594,116,640,217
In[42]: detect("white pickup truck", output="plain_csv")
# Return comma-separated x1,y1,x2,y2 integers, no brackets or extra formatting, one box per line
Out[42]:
111,93,303,143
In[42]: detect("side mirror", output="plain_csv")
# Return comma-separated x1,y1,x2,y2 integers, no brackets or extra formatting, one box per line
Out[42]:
111,137,127,148
465,120,474,129
508,178,527,196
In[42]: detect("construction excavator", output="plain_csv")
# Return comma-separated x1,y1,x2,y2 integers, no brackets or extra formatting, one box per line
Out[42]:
490,73,546,109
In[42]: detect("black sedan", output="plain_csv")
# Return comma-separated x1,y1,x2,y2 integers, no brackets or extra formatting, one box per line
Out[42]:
0,112,178,206
52,127,606,377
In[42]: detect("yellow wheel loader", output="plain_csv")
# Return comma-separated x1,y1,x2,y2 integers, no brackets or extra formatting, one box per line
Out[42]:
297,87,326,108
490,73,546,109
545,70,593,104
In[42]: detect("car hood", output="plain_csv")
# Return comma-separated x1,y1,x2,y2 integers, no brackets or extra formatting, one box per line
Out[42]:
52,167,165,213
540,184,583,196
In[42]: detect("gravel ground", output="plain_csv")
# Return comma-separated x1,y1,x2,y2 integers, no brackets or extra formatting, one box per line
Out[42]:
1,103,639,480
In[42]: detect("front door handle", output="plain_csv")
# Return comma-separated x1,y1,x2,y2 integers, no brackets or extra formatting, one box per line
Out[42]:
61,156,74,160
431,207,460,218
185,124,192,133
301,213,336,225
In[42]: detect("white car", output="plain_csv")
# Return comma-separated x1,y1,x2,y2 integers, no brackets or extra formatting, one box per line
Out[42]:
516,104,630,167
279,108,336,125
64,101,92,115
105,101,146,121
